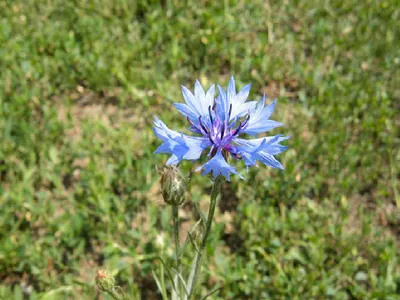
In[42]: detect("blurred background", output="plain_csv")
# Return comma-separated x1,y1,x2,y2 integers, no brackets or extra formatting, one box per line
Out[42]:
0,0,399,299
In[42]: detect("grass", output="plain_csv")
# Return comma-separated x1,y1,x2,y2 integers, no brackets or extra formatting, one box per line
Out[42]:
0,0,399,299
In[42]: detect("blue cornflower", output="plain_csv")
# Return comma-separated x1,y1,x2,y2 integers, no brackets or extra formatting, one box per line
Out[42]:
153,77,289,181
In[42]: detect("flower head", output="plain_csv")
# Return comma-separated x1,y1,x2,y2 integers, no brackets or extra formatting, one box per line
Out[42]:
153,76,289,181
160,165,187,205
95,270,115,292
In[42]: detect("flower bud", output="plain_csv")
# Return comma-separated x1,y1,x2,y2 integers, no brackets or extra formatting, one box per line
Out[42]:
95,269,115,292
160,165,187,206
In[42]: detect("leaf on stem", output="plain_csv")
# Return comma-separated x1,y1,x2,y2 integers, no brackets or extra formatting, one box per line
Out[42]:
155,256,179,296
152,270,168,300
171,268,190,297
187,231,201,254
201,287,222,300
181,219,201,255
194,202,207,227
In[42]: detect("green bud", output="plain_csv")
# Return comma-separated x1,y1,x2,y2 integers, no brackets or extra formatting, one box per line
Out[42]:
95,270,115,292
160,165,187,206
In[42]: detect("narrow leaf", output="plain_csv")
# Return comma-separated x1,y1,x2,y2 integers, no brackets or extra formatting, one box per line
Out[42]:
194,202,207,226
152,270,168,300
182,219,201,254
201,287,222,300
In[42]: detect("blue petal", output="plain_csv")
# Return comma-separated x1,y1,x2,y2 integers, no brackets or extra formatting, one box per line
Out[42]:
194,80,208,115
182,137,211,160
236,135,290,154
181,85,202,116
196,150,244,181
227,76,236,100
229,83,253,120
230,100,257,121
243,97,283,135
204,84,215,113
235,135,289,169
236,83,251,104
166,154,180,165
173,103,199,123
176,82,215,124
198,83,215,123
220,77,256,121
252,151,284,169
216,85,229,122
153,116,180,140
153,117,211,164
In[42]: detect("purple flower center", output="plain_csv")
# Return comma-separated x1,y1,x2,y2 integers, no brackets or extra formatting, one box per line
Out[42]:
187,104,250,158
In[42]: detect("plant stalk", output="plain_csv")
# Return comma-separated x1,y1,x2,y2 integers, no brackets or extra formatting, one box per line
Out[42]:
186,175,225,299
108,288,123,300
172,205,181,299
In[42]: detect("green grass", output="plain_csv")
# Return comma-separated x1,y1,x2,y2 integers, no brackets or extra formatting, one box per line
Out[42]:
0,0,399,299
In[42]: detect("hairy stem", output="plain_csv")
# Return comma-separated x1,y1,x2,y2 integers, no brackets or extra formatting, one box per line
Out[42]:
172,205,181,299
107,288,123,300
186,175,225,299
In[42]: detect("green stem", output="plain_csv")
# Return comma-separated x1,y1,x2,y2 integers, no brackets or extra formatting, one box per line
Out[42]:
107,288,122,300
200,176,224,250
172,205,181,299
186,175,225,299
173,205,181,271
